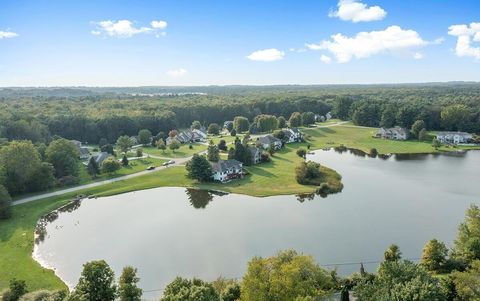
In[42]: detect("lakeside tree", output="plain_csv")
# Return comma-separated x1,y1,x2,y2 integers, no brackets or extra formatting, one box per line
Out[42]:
411,120,426,139
45,138,80,179
295,161,321,185
233,116,250,132
288,112,302,127
278,116,286,128
207,141,220,162
217,139,227,151
137,129,152,145
87,157,100,178
191,120,202,130
1,279,28,301
118,266,142,301
418,128,427,141
70,260,117,301
102,158,121,174
116,135,134,153
384,244,402,262
301,112,315,126
296,148,307,159
168,139,181,153
121,155,129,167
421,239,448,272
453,204,480,264
0,184,12,219
186,154,212,182
441,104,471,131
161,277,220,301
241,250,334,301
207,123,221,135
432,138,441,149
156,139,166,152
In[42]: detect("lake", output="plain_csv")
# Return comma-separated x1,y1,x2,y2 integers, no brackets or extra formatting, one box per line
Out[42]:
33,149,480,300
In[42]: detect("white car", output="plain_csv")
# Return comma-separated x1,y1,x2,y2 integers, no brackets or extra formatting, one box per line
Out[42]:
168,160,175,165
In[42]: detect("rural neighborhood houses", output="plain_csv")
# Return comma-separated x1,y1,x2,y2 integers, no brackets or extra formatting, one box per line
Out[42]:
212,159,243,182
257,135,282,150
166,128,207,145
92,152,111,166
375,127,409,140
282,128,303,143
70,140,90,159
436,132,473,144
248,146,262,164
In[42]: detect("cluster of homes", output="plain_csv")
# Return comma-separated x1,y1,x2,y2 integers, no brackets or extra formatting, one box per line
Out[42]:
166,128,208,145
71,140,113,168
374,127,474,145
211,127,304,183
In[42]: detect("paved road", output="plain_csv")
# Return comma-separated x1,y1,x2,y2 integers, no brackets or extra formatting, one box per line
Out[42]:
12,122,349,206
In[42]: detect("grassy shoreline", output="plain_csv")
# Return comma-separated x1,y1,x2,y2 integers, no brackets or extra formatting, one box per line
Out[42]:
1,122,479,292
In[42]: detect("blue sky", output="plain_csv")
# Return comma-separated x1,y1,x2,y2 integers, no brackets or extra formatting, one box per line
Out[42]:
1,0,479,86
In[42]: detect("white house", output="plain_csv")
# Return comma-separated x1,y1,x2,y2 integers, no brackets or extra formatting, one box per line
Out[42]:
248,146,262,164
282,128,303,143
212,159,243,182
325,112,332,121
166,128,207,145
375,127,409,140
257,135,282,150
436,132,473,144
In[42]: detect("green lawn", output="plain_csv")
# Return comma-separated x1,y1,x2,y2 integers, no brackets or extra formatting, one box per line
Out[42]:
142,143,208,158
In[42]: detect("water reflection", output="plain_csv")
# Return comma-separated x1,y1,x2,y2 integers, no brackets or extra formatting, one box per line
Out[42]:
35,199,82,244
185,189,228,209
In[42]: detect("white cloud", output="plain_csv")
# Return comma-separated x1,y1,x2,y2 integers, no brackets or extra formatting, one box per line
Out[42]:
92,19,168,38
167,68,187,77
329,0,386,23
413,52,424,60
151,20,167,29
247,48,285,62
307,25,428,63
448,22,480,60
0,31,18,39
320,55,332,64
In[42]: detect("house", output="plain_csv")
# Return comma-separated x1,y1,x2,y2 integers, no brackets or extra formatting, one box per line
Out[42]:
166,128,207,145
325,112,332,121
315,114,326,123
282,128,303,143
223,121,233,129
192,128,208,141
130,136,139,145
70,140,90,159
212,159,243,182
248,146,262,164
375,127,409,140
92,152,110,166
436,132,473,144
257,135,282,150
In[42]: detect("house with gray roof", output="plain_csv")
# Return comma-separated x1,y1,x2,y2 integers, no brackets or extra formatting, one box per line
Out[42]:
256,135,282,150
282,128,303,143
70,140,90,159
375,127,409,140
167,128,207,145
212,159,243,182
92,152,111,166
248,146,262,164
436,131,473,144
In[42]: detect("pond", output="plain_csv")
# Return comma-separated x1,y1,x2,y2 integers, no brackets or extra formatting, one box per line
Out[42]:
34,149,480,300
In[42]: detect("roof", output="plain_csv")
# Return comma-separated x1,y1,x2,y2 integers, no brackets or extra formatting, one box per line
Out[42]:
79,147,90,157
289,128,301,134
93,152,110,165
211,159,243,173
258,135,281,145
437,131,473,137
248,146,261,156
70,140,82,147
377,126,408,136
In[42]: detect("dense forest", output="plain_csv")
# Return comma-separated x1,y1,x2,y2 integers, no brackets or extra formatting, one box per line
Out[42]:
1,83,479,146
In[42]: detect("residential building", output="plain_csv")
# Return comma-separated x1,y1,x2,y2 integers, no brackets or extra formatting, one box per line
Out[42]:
212,159,243,182
92,152,111,166
70,140,90,159
436,132,473,144
282,128,303,143
248,146,262,164
223,121,233,129
166,128,207,145
315,114,326,123
256,135,282,150
326,112,332,121
375,127,409,140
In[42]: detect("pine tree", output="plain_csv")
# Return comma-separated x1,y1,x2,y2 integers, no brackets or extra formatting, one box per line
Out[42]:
87,157,100,178
122,155,129,166
207,141,220,162
186,154,213,182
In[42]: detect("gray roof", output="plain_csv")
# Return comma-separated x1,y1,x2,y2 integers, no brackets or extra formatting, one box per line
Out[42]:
258,135,281,145
79,147,90,157
437,131,472,137
289,127,301,134
378,126,408,136
248,146,261,157
93,152,110,165
211,159,243,173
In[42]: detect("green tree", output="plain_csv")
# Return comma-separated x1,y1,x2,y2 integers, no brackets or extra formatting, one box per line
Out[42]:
191,120,202,130
254,114,278,132
70,260,117,301
208,123,221,135
295,161,321,185
116,135,134,153
380,104,397,128
234,116,250,132
87,157,100,178
161,277,220,301
221,283,241,301
169,139,181,153
333,97,354,120
98,138,108,148
432,138,441,149
451,260,480,301
288,112,302,127
230,128,237,136
441,104,471,131
102,157,121,174
453,204,480,264
156,139,166,152
278,116,287,128
384,244,402,262
241,250,334,301
227,147,236,160
421,239,448,272
207,141,220,162
186,154,213,182
136,148,143,157
411,120,426,139
0,140,44,194
45,139,80,178
418,128,427,141
138,129,152,145
218,139,227,151
0,184,12,219
118,266,142,301
121,155,129,167
301,112,316,126
1,279,28,301
296,148,307,159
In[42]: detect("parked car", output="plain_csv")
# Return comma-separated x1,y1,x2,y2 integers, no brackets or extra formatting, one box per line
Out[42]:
146,166,155,170
168,160,175,165
162,162,169,166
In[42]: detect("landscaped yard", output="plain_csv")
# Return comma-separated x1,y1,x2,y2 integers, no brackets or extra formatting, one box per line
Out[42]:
142,143,208,158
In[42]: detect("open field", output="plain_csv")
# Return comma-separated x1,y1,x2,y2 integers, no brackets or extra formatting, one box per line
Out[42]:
142,143,208,158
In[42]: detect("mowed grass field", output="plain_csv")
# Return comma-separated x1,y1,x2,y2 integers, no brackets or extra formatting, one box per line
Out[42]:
1,122,479,291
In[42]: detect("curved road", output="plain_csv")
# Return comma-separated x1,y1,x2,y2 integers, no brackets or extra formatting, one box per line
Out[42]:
12,121,350,206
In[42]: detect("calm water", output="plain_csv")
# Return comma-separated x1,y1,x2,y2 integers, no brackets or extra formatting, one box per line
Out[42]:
34,149,480,299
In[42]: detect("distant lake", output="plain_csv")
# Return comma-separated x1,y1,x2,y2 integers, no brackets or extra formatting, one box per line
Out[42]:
34,149,480,300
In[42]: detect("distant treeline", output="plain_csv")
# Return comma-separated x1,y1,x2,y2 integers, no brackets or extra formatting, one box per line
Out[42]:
1,83,480,145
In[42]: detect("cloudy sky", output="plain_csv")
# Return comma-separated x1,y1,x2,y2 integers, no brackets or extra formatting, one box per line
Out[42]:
1,0,479,86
